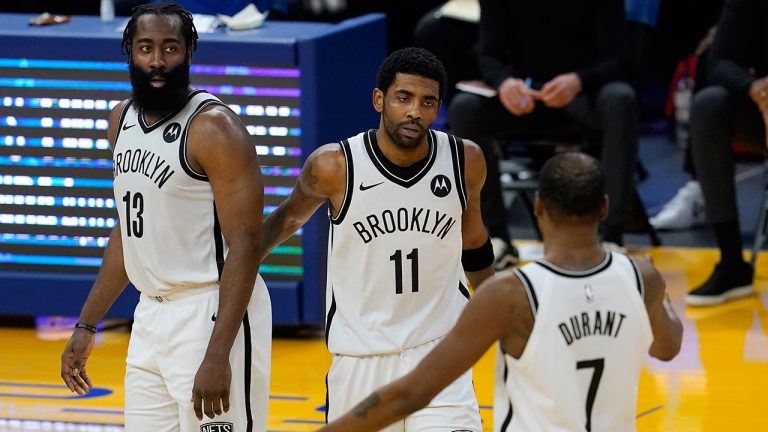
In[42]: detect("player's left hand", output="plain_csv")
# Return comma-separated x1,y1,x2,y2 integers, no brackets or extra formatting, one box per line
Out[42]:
191,356,232,420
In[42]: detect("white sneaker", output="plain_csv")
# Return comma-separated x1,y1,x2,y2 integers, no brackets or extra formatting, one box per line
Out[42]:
649,180,706,230
491,237,519,270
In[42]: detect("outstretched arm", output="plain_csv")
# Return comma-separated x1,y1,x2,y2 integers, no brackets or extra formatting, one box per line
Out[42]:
60,101,131,395
317,273,526,432
635,257,683,361
461,140,494,289
260,144,346,260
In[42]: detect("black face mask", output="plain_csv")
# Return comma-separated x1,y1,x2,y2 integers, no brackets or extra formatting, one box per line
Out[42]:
129,59,191,118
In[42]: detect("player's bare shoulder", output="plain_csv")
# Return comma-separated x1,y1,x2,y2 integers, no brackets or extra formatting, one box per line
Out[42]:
107,100,131,150
189,104,250,148
460,139,487,191
474,270,534,356
299,142,347,200
631,255,666,306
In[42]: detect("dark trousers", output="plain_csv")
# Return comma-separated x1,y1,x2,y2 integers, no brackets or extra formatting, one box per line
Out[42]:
448,81,639,243
691,85,765,226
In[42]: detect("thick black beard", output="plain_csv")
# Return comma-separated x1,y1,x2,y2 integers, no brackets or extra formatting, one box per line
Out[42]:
129,61,191,118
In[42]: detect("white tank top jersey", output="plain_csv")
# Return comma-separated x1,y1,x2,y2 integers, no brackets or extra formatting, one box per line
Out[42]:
325,129,471,356
112,90,234,297
495,252,654,432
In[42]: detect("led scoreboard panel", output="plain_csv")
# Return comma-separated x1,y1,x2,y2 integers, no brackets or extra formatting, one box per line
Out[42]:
0,13,386,325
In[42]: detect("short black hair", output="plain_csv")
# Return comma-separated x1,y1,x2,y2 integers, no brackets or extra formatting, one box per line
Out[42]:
376,47,447,101
121,2,198,59
538,152,606,220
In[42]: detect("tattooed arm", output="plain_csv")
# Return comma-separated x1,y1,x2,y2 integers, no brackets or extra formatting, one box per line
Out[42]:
317,272,530,432
260,143,346,261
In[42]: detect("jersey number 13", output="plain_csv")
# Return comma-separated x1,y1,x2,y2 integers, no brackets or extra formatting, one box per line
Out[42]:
122,191,144,238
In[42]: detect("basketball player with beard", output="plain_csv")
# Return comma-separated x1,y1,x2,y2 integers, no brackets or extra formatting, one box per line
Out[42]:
317,153,683,432
260,47,494,431
59,3,272,431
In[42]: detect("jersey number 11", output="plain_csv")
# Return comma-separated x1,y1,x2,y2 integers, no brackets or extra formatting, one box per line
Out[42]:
390,248,419,294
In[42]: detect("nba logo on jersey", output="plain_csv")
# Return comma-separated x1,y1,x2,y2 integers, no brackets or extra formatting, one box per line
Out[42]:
200,422,233,432
584,284,595,303
430,174,451,197
163,122,182,143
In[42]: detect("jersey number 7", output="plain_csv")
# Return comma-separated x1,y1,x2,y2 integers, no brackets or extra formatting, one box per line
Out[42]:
576,358,604,432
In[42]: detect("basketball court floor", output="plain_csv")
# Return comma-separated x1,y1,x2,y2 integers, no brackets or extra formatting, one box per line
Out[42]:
1,245,767,431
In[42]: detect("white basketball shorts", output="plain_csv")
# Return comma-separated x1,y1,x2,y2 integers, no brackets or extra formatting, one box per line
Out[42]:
326,337,482,432
124,275,271,432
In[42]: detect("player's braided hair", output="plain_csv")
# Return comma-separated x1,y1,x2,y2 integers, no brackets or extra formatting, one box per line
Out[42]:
121,1,198,60
376,47,447,101
538,152,606,220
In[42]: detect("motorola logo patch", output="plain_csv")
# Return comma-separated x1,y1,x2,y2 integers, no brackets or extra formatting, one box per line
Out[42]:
200,422,233,432
430,174,451,197
163,122,182,143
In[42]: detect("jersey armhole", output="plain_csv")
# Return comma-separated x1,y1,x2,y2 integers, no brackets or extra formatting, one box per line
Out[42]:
330,139,354,225
627,255,645,298
112,100,134,152
179,99,226,181
448,133,468,210
513,268,539,317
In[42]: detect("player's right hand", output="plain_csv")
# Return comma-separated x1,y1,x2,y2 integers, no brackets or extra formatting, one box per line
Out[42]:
60,328,96,395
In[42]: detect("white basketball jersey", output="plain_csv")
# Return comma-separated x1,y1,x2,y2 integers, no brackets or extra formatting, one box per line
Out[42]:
494,252,653,432
112,91,232,296
325,129,470,355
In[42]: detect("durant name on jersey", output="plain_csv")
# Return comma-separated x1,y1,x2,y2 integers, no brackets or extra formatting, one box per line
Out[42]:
558,309,628,346
113,148,175,189
352,207,457,244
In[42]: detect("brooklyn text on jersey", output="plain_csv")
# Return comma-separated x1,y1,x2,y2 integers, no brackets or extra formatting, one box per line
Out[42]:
113,148,175,189
352,207,458,243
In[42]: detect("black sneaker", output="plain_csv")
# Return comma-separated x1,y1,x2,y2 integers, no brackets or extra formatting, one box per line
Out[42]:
491,237,520,271
685,262,754,306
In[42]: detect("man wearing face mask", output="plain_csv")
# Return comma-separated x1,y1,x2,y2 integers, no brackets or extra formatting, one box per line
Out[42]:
59,3,272,431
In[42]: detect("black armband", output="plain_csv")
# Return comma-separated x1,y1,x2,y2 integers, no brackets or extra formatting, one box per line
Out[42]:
75,322,97,333
462,237,494,271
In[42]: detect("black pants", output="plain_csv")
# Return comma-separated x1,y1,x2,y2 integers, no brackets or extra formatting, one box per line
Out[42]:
448,81,639,243
691,85,764,226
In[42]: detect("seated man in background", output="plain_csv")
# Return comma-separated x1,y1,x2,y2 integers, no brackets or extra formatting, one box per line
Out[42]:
449,0,640,255
317,152,683,432
686,0,767,306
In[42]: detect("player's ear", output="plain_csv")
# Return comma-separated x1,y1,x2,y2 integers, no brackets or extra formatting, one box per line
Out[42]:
599,194,609,221
373,88,384,113
534,192,543,218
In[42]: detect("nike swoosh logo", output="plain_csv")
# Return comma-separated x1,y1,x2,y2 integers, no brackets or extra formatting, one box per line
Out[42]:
122,123,135,131
359,182,384,191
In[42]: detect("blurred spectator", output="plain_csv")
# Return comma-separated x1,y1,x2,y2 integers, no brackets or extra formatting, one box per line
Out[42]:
414,0,480,104
448,0,638,260
650,27,716,231
686,0,766,306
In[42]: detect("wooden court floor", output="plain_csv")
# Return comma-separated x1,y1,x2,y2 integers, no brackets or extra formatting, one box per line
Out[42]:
1,246,767,431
